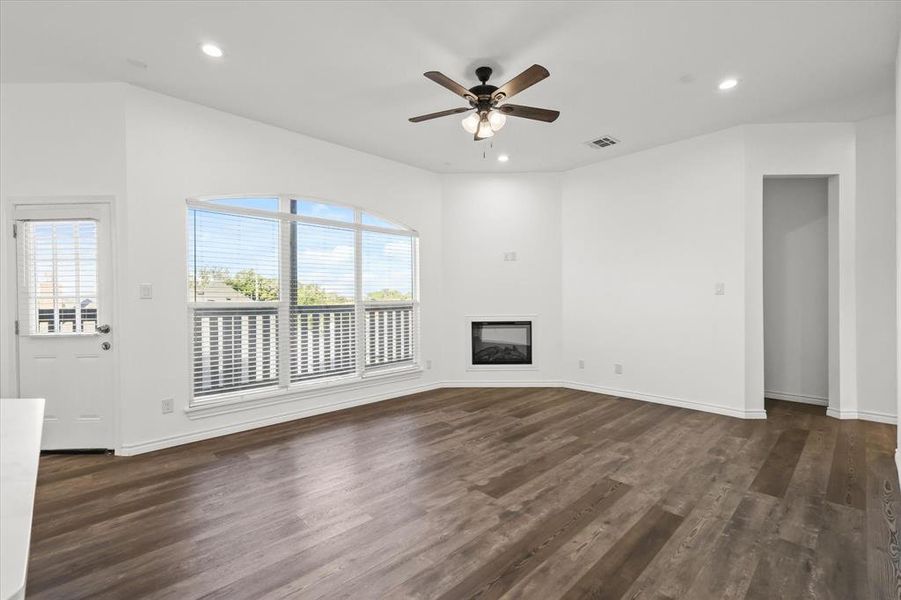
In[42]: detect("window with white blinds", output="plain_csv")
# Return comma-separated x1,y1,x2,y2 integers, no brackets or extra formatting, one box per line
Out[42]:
363,231,415,368
187,196,419,403
17,220,99,335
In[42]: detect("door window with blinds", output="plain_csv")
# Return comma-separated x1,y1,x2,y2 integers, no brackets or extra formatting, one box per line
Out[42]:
17,220,100,335
187,196,418,402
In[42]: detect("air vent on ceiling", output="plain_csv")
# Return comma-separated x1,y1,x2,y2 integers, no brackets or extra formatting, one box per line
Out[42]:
587,136,620,149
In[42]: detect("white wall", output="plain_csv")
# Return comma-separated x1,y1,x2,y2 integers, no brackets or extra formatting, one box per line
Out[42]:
896,34,900,461
2,81,896,455
561,128,753,418
0,83,127,398
561,121,894,423
440,174,562,384
763,178,829,404
117,87,445,452
1,83,446,453
855,114,897,422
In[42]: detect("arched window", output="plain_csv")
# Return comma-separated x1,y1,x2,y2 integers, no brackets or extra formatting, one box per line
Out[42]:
186,195,419,402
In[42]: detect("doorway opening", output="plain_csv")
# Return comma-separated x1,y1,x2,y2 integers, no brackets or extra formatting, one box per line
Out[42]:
763,177,830,412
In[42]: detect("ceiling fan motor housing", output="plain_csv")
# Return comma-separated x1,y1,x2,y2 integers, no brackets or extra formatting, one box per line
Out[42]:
470,67,499,111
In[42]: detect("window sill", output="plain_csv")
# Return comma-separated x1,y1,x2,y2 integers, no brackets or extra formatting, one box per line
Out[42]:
185,365,423,420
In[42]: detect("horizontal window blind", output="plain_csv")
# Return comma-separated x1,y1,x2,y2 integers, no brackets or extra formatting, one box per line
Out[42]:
188,209,281,397
187,198,418,404
291,222,356,381
188,209,280,302
17,220,99,335
363,231,416,368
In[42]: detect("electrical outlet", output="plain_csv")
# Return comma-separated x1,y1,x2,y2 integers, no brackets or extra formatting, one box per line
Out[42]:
161,398,174,414
578,359,585,369
614,363,623,375
503,251,517,262
426,359,432,370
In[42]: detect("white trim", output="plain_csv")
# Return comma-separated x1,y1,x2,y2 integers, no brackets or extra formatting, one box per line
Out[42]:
562,381,768,420
185,366,423,418
121,381,441,455
442,380,563,388
826,406,897,424
764,391,829,406
895,449,900,487
121,380,901,457
185,197,418,237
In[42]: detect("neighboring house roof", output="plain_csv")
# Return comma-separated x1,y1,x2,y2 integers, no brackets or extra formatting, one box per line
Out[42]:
191,280,252,302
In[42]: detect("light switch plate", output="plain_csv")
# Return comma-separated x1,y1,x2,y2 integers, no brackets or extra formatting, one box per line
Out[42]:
139,283,153,299
714,282,725,296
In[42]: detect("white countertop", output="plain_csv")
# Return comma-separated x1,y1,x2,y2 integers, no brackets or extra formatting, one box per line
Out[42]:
0,398,45,600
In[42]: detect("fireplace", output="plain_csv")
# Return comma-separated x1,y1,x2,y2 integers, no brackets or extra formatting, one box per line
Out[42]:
471,321,532,365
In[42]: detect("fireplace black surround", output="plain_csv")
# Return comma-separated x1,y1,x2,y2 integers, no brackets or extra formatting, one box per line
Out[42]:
471,321,532,365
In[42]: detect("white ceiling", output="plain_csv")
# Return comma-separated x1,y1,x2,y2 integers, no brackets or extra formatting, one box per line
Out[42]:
1,1,899,173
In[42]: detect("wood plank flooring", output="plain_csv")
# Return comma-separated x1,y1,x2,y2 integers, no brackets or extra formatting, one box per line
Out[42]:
26,388,901,599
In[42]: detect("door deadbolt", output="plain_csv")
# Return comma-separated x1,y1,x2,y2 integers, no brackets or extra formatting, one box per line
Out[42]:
97,324,111,334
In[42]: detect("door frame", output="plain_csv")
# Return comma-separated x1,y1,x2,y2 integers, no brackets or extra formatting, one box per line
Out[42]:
4,195,122,451
749,174,857,420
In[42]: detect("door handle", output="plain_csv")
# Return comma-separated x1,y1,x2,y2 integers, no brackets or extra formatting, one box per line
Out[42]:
101,342,111,350
97,324,111,334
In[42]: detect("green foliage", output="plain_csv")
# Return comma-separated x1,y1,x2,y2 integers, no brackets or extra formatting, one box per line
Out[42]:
366,288,412,302
295,283,350,305
224,269,279,301
196,266,227,288
193,267,408,305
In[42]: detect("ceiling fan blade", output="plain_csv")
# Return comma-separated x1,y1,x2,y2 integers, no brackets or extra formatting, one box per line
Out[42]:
497,104,560,122
409,107,472,123
423,71,477,102
491,64,550,101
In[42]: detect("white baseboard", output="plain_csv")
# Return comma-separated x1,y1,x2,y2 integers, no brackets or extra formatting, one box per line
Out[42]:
826,406,897,424
441,380,563,388
764,391,828,406
118,382,442,456
561,381,767,420
119,378,895,456
895,449,900,486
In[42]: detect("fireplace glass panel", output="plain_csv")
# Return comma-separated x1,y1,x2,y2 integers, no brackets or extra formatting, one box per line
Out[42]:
471,321,532,365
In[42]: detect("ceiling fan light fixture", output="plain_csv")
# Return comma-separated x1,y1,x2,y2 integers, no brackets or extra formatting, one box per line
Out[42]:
475,116,494,140
461,112,479,133
487,110,506,131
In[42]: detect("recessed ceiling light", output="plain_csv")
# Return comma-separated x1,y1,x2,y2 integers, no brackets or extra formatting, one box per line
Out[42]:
201,43,223,58
497,154,509,163
718,78,738,91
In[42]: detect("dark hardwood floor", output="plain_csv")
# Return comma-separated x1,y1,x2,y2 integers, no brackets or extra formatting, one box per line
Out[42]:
26,388,901,599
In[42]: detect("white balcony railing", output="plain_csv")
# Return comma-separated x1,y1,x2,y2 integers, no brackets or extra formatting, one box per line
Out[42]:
192,306,279,397
365,303,415,368
192,303,415,398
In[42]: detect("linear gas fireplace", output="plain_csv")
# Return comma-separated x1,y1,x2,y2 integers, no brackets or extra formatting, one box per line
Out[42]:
471,320,532,366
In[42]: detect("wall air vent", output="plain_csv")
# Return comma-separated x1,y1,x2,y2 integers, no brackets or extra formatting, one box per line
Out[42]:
587,136,620,149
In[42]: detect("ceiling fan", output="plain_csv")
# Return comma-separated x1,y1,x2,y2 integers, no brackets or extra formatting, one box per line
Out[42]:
409,64,560,141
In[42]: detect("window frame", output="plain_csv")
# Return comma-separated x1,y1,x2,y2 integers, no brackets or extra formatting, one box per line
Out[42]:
186,194,421,408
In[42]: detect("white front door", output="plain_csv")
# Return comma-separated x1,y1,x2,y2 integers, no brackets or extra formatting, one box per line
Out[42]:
14,202,115,450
